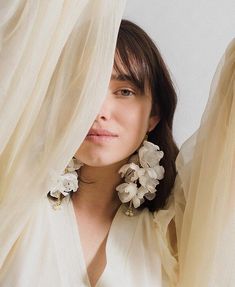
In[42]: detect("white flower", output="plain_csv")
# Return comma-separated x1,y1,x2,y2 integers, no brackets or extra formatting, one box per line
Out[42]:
116,183,147,208
116,182,138,203
139,140,164,168
49,172,65,198
116,140,165,212
60,173,78,195
49,168,79,199
153,165,165,180
145,192,156,201
129,153,139,165
146,165,165,180
119,163,136,179
66,158,83,172
132,194,145,208
131,186,147,208
119,163,144,183
50,190,61,199
139,174,159,193
137,186,157,202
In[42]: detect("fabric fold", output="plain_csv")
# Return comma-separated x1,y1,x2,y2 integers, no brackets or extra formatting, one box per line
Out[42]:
174,38,235,287
0,0,126,268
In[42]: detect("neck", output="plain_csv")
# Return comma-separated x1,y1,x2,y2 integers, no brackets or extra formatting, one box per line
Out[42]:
72,159,127,219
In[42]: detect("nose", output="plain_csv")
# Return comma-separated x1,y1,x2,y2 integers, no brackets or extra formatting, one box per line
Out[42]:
95,94,112,122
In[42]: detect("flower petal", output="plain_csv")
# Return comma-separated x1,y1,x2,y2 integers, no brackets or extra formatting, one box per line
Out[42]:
145,192,156,200
116,183,138,203
118,164,131,177
132,196,141,208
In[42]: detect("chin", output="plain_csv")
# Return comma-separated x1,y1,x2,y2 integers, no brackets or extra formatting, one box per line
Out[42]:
85,161,110,168
82,155,128,168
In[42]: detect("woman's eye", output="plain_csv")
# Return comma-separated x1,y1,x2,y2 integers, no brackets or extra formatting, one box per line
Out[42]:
116,89,135,97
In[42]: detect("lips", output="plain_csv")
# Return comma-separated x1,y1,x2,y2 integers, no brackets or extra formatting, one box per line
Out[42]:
85,128,118,143
87,128,118,137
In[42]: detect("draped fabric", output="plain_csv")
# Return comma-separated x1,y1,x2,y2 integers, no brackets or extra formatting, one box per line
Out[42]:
174,39,235,287
0,0,126,267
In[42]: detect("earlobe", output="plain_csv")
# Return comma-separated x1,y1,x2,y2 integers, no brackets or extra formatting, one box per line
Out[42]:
148,115,160,132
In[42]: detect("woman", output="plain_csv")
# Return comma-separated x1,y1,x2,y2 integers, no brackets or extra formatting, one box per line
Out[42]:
48,19,179,286
0,19,178,287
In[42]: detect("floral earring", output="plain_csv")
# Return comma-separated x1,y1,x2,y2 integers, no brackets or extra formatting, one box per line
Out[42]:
48,157,83,209
48,138,164,215
116,136,164,216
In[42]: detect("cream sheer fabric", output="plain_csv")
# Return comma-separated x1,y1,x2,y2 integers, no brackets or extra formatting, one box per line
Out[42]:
0,0,126,267
174,39,235,287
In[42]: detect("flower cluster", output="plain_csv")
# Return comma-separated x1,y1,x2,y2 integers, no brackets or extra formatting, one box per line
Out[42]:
116,141,164,209
49,158,83,199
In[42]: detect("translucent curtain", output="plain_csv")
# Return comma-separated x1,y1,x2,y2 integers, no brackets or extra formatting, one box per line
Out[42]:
175,39,235,287
0,0,126,266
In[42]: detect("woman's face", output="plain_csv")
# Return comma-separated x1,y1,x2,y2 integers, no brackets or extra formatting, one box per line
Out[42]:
75,68,159,167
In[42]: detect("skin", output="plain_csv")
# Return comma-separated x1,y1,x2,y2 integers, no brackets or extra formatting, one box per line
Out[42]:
72,68,159,287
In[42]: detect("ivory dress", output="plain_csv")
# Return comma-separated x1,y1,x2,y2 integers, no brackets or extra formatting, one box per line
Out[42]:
0,196,177,287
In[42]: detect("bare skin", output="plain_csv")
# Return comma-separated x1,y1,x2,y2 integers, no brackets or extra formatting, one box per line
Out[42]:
71,160,127,287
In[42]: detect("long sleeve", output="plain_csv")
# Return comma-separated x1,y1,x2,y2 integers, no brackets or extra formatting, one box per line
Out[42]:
173,39,235,287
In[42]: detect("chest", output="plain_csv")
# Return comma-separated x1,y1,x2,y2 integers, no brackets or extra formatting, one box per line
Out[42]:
77,217,111,287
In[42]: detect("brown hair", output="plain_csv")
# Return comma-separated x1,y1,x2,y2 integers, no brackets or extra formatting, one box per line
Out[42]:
115,20,178,212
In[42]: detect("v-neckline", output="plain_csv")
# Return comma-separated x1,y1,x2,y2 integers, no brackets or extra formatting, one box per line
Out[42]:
47,196,141,286
68,199,125,287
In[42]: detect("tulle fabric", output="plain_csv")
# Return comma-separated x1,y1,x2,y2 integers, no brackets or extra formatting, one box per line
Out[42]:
0,0,126,267
174,38,235,287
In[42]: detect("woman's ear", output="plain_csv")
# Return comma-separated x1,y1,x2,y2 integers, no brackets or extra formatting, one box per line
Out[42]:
148,115,160,132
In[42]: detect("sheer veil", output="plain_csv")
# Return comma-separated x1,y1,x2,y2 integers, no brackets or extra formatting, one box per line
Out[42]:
0,0,126,266
174,39,235,286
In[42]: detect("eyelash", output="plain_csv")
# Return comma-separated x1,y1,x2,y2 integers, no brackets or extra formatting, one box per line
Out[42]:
115,89,136,97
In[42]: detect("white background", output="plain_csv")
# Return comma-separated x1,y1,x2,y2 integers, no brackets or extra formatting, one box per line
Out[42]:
124,0,235,146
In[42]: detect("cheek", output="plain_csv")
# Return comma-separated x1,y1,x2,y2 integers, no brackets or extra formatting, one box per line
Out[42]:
114,101,151,158
120,102,151,136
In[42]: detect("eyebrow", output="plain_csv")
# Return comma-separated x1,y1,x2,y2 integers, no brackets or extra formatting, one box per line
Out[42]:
111,73,143,93
111,73,132,82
